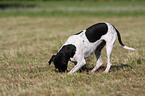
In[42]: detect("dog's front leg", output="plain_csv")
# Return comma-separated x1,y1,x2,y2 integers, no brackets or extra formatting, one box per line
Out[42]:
68,58,86,75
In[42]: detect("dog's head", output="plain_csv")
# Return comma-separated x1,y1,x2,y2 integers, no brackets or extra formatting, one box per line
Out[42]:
48,44,76,73
48,52,69,73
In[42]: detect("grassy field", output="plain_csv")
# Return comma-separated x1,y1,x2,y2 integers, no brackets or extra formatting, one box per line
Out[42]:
0,1,145,96
0,1,145,17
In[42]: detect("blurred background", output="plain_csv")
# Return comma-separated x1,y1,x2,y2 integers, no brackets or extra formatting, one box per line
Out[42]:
0,0,145,17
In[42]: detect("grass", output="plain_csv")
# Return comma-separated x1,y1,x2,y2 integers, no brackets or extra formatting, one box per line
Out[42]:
0,1,145,96
0,1,145,17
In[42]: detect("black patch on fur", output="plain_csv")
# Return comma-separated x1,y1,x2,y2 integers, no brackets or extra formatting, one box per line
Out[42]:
50,44,76,72
85,23,108,43
59,44,76,58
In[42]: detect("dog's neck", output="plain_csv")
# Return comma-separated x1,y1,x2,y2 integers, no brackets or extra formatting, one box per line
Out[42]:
58,44,76,60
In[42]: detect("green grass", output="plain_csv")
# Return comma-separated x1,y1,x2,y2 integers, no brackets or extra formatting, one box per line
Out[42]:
0,1,145,17
0,1,145,96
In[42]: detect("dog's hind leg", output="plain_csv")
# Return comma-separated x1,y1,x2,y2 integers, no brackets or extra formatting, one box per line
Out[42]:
91,40,106,72
104,33,117,73
104,43,113,73
91,56,103,73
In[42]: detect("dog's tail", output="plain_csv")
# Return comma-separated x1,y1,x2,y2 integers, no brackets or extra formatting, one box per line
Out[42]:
114,26,135,51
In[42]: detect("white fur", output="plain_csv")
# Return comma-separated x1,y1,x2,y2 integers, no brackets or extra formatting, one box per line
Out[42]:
123,46,135,50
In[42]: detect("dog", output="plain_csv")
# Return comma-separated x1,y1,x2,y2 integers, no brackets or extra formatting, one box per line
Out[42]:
48,22,135,74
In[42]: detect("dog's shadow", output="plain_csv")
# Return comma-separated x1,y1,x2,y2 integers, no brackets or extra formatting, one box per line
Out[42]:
80,63,133,73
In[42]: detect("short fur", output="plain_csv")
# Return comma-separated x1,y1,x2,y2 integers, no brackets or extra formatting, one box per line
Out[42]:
48,22,135,74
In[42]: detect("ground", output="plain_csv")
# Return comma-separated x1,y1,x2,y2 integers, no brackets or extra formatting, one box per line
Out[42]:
0,1,145,96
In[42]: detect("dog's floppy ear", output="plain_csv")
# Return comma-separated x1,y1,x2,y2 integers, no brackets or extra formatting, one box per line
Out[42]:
48,55,56,65
70,47,76,57
68,45,76,57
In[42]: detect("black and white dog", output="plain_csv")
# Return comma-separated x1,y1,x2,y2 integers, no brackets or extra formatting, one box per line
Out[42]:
49,22,135,74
